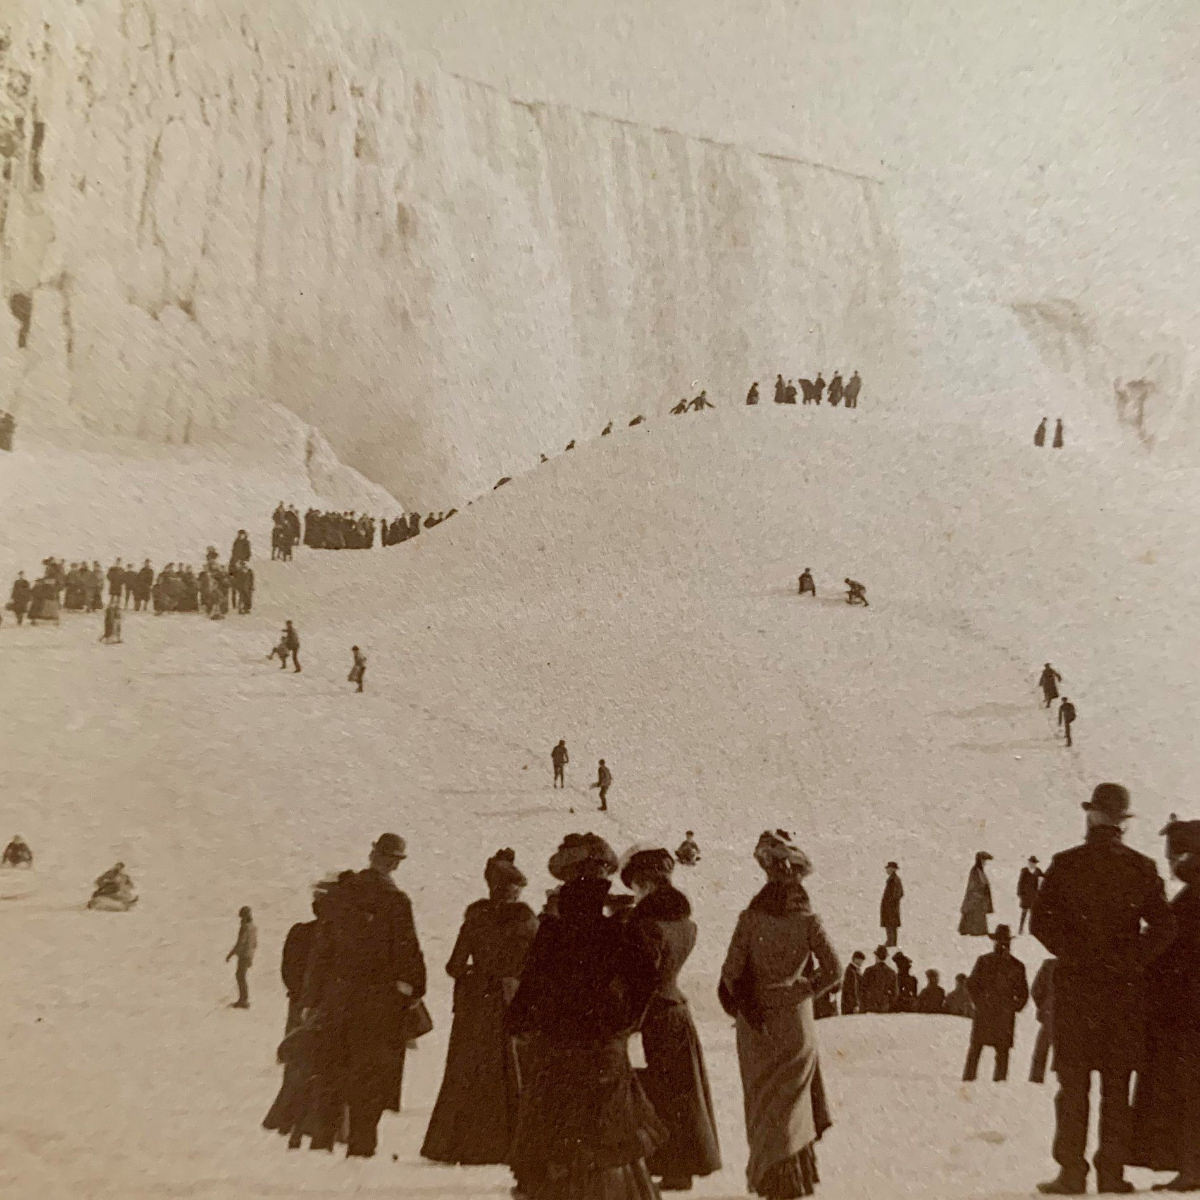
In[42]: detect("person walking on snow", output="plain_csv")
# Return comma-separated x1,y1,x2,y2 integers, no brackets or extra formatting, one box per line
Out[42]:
1053,419,1065,449
281,621,301,672
1018,857,1044,933
798,568,816,597
1058,697,1076,747
881,861,904,947
227,906,257,1008
962,925,1028,1082
551,739,569,789
589,759,612,811
1035,418,1048,447
348,646,366,693
1039,663,1063,707
845,578,869,606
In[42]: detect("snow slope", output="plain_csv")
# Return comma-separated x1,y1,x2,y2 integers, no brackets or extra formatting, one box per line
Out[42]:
0,407,1197,1198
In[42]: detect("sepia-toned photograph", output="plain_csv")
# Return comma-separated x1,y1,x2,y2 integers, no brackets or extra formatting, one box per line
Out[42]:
2,2,1199,1198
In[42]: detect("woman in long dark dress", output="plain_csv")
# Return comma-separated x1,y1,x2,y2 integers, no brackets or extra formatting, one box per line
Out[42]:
1130,818,1200,1192
422,849,538,1165
720,830,841,1199
506,832,666,1200
958,851,994,936
621,845,721,1192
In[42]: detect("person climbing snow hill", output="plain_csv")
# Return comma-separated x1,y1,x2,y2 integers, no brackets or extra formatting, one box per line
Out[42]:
845,578,869,606
1058,697,1077,748
1039,663,1062,708
589,760,613,811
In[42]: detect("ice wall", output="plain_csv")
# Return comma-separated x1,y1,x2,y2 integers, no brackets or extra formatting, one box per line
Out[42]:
0,1,903,508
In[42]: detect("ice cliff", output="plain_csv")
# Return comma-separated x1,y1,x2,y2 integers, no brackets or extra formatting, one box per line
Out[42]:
0,0,902,508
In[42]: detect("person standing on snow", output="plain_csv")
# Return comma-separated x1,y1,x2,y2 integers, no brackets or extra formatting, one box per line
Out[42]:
348,646,367,693
1018,857,1044,933
843,370,862,408
962,925,1028,1082
798,568,816,597
227,906,258,1009
589,759,613,811
845,578,869,606
841,951,865,1014
916,969,947,1014
9,571,31,624
861,945,898,1013
959,851,994,936
746,382,760,405
1058,697,1077,747
881,861,904,948
1053,419,1065,449
1035,418,1048,447
1039,663,1063,707
551,739,569,789
281,621,301,672
1028,957,1056,1084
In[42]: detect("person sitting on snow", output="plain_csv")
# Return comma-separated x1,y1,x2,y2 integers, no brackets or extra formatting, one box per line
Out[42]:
845,578,869,606
798,568,816,597
675,831,700,865
2,836,33,867
88,862,138,910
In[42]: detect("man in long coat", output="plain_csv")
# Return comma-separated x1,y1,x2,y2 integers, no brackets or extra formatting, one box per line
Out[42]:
1018,857,1044,933
1030,783,1175,1195
302,833,427,1158
9,572,31,624
880,862,903,947
841,951,865,1014
860,946,897,1013
962,925,1028,1081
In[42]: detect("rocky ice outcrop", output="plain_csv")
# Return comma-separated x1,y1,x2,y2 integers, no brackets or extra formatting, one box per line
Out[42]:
0,0,903,508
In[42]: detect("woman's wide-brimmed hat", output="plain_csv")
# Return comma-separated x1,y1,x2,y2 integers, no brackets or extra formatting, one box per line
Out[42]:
548,832,618,882
619,843,675,888
753,829,812,876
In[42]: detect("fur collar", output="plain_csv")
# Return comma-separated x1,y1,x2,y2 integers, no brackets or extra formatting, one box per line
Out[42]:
632,884,691,922
749,881,812,917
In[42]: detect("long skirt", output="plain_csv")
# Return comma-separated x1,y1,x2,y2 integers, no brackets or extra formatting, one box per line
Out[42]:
510,1034,666,1200
1129,1024,1200,1177
422,981,521,1164
958,905,990,937
736,1002,831,1198
638,999,721,1181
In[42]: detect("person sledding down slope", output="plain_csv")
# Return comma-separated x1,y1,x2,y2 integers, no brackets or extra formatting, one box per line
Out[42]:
88,862,138,911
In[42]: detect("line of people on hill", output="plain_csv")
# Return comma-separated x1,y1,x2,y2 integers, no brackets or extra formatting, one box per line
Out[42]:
755,371,863,408
302,509,379,550
1034,418,1065,448
1038,661,1078,748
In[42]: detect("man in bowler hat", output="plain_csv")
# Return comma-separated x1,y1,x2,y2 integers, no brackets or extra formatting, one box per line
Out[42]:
962,925,1028,1082
881,861,904,947
1031,783,1175,1195
1018,857,1044,933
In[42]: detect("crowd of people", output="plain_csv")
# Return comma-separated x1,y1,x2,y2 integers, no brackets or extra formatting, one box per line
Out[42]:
753,371,864,408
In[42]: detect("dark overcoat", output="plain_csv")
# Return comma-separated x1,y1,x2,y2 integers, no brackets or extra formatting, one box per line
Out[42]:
1030,826,1175,1070
880,875,903,929
966,949,1029,1048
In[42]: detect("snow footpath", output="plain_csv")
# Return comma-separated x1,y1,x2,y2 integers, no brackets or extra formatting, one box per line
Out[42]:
0,408,1197,1198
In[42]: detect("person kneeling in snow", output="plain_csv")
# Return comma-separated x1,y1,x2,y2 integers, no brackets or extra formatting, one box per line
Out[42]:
845,578,869,606
88,862,138,911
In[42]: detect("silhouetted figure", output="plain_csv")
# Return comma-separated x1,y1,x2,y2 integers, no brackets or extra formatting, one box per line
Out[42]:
564,440,575,451
9,572,30,624
494,477,511,489
881,861,903,947
231,530,252,567
1029,958,1056,1084
1035,418,1048,447
1130,818,1200,1191
962,926,1028,1082
746,382,760,405
827,373,844,407
813,373,826,404
893,952,917,1013
861,945,898,1013
916,970,946,1014
1040,663,1063,707
539,453,549,463
690,391,714,411
589,759,612,811
348,646,366,693
227,906,258,1008
1053,419,1065,449
1058,697,1076,747
784,380,797,405
671,398,690,415
944,973,975,1018
601,422,613,436
281,621,301,672
551,739,569,788
675,831,700,866
841,951,865,1014
959,851,994,936
798,568,815,597
1031,782,1176,1196
844,371,862,408
2,836,32,867
798,378,815,405
1018,857,1044,933
88,862,137,911
773,374,786,405
629,414,646,426
0,410,14,451
100,597,123,644
845,578,869,606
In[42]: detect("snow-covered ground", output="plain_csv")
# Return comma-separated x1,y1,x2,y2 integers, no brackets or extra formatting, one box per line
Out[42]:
1,407,1197,1198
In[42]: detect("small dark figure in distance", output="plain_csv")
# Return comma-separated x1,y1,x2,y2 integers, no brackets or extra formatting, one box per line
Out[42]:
690,391,714,411
773,374,785,404
589,759,613,811
746,382,759,405
601,422,613,436
916,969,946,1014
845,578,869,606
959,851,994,936
827,372,844,407
813,372,826,404
1058,697,1076,747
675,830,700,866
494,477,511,489
1039,663,1063,707
227,906,257,1008
944,973,975,1018
841,950,865,1014
9,571,31,624
629,414,646,427
282,621,301,672
881,861,903,947
798,568,815,597
539,453,549,463
2,835,32,868
844,370,862,408
551,739,569,788
1053,419,1065,449
1035,418,1048,447
861,945,898,1013
88,862,137,911
670,398,690,415
1030,782,1175,1196
564,440,575,451
1018,857,1044,933
893,952,918,1012
1029,957,1056,1084
348,646,367,693
100,597,123,644
783,379,797,405
962,925,1028,1082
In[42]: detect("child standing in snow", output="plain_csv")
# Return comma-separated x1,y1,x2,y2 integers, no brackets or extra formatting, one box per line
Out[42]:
227,906,257,1009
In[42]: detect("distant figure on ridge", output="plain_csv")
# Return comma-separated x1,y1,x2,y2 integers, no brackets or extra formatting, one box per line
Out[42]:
881,861,904,947
675,830,700,865
671,398,690,415
1039,663,1062,708
845,578,869,606
959,851,994,936
746,382,759,405
551,739,569,789
798,568,815,597
227,906,257,1009
813,372,827,404
861,945,898,1013
773,374,786,405
601,422,613,436
827,372,844,407
916,969,946,1014
1018,857,1044,933
494,477,511,490
589,759,613,811
1034,418,1048,447
1053,419,1065,449
1058,697,1076,747
629,414,646,427
844,371,862,408
2,835,32,868
564,440,575,451
690,391,714,411
784,379,797,405
348,646,366,693
962,925,1028,1082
